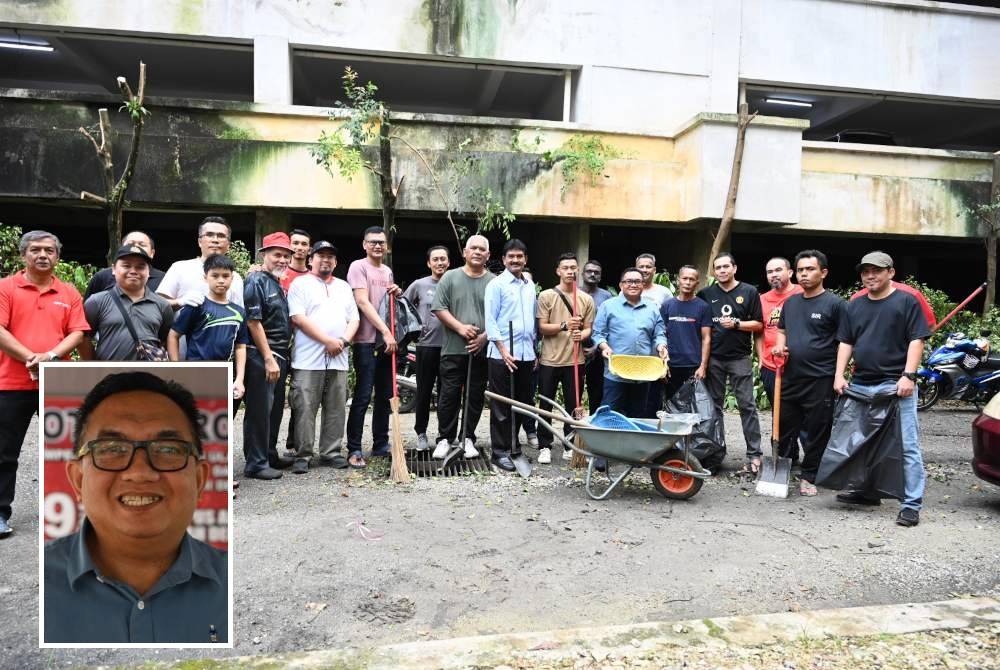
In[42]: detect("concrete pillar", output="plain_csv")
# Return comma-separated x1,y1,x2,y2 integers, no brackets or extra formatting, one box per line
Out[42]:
254,210,290,254
707,0,742,114
574,222,591,265
253,35,292,105
691,223,716,283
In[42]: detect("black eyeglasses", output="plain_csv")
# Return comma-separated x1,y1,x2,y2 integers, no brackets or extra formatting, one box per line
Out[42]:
365,240,387,247
622,279,643,285
78,439,199,472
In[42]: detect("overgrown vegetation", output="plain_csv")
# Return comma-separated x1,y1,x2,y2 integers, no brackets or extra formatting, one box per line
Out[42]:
512,129,627,200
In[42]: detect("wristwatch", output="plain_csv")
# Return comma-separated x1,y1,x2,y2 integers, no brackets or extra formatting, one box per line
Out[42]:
560,321,568,332
902,371,917,381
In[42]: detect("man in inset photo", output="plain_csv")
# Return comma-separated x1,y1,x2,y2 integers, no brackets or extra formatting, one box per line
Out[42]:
43,371,228,644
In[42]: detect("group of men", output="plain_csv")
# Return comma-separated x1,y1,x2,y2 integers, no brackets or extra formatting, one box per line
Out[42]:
0,220,932,539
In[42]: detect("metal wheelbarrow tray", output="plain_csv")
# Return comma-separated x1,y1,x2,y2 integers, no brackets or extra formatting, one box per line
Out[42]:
485,391,712,501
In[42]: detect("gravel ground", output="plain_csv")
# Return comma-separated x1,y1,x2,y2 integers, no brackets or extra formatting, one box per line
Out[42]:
3,404,999,668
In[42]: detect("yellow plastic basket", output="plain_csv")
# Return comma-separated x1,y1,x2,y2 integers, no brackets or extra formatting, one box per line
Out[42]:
609,354,667,381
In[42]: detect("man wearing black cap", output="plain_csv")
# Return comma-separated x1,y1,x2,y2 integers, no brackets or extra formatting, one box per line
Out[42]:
834,251,930,527
80,244,174,361
241,232,293,480
286,241,359,473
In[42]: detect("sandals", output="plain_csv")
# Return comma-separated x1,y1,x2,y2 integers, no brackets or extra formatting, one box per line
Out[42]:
741,458,761,476
348,454,367,469
799,480,818,497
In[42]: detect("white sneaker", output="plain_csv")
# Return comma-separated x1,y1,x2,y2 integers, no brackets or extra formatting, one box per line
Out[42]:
537,447,551,464
432,439,450,459
526,432,539,447
563,448,575,462
463,438,480,458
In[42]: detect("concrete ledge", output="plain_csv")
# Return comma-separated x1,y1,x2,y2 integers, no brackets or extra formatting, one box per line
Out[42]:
162,597,1000,669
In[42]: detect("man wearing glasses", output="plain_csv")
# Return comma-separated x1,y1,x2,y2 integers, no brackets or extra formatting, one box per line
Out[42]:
158,216,244,310
44,372,227,644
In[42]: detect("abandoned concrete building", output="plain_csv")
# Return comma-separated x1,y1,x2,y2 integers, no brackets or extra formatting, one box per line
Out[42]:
1,0,999,294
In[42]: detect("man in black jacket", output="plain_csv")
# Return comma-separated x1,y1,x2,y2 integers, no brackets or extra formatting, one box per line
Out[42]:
241,233,293,480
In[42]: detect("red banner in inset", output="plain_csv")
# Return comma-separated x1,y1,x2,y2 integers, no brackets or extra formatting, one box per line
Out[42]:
43,397,229,550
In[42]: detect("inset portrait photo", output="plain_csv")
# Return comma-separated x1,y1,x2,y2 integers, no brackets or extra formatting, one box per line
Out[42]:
39,362,232,648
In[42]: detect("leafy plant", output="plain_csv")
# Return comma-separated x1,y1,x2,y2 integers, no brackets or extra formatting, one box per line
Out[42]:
227,239,252,279
216,127,256,141
0,223,97,296
543,135,624,199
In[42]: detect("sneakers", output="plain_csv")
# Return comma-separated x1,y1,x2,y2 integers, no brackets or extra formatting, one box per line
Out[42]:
799,480,818,497
836,491,881,506
416,434,430,451
537,447,552,464
526,432,539,447
0,517,11,537
563,448,575,462
896,508,920,527
432,439,451,459
463,438,480,458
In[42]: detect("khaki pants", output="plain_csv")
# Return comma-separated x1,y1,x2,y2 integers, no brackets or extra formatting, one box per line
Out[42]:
290,368,348,459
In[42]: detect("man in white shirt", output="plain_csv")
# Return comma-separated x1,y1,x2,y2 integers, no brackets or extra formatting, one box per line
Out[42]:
157,216,244,309
286,242,359,473
636,252,673,307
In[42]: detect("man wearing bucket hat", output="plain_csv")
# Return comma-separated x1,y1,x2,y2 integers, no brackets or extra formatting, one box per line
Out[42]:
834,251,930,527
241,232,293,480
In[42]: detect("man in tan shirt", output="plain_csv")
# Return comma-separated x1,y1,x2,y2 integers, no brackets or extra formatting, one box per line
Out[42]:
535,252,595,464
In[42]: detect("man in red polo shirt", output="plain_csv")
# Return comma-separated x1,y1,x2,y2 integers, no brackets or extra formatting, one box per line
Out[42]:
0,231,89,537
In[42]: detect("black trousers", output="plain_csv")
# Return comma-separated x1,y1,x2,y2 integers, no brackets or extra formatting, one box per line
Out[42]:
488,358,534,456
437,354,488,445
537,364,584,448
0,390,38,521
777,375,836,483
585,355,605,413
663,366,698,404
414,346,442,437
241,348,288,475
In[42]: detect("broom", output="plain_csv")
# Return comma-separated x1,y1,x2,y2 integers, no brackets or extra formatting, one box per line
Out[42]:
388,296,410,483
570,279,589,468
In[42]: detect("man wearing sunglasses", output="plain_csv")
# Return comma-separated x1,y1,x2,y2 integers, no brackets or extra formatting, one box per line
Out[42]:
43,371,227,644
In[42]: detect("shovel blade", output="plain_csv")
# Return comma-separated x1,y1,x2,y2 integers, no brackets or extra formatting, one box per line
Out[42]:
755,454,792,498
512,454,532,478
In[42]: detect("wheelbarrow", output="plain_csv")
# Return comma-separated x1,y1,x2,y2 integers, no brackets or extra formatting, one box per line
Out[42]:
485,391,711,501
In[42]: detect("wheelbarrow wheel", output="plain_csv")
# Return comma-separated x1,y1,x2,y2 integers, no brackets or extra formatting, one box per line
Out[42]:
650,449,703,500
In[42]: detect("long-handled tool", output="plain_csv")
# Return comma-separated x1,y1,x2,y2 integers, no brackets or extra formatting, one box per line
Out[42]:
439,353,472,472
388,296,410,483
935,281,987,333
509,320,532,478
570,280,589,468
755,357,791,498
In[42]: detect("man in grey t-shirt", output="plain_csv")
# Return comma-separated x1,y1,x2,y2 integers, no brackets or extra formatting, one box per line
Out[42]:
402,245,451,451
430,235,495,458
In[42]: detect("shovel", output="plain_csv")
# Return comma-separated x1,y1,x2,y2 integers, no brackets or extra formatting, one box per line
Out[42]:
755,358,791,498
509,321,532,478
439,353,472,472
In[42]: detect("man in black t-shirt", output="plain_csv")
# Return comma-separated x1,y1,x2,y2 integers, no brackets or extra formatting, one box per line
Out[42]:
834,251,930,527
696,253,764,472
773,250,846,496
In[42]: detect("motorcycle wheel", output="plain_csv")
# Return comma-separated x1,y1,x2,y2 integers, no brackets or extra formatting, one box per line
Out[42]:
916,377,940,411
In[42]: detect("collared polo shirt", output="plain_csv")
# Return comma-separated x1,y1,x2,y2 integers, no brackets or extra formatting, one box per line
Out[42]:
84,285,174,361
0,271,89,390
44,520,228,644
244,270,291,355
484,269,537,361
591,294,667,382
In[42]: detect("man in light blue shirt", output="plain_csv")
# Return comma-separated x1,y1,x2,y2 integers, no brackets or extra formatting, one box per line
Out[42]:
592,266,668,418
485,239,537,472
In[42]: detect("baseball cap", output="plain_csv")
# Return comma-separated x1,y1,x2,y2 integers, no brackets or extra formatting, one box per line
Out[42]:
257,232,293,253
309,241,338,257
114,243,153,263
856,251,893,272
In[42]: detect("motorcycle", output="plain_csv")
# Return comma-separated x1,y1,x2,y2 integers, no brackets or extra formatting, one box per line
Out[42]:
916,331,1000,411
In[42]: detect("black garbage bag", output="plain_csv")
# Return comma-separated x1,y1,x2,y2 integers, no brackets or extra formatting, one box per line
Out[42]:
815,388,904,500
375,295,422,349
666,378,726,472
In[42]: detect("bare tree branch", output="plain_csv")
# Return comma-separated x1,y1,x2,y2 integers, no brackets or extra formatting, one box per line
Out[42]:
78,127,101,154
80,191,107,204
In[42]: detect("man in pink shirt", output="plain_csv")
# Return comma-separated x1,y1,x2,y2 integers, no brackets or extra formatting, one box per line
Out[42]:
345,226,402,468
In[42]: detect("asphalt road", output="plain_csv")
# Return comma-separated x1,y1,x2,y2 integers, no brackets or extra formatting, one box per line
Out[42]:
3,404,998,668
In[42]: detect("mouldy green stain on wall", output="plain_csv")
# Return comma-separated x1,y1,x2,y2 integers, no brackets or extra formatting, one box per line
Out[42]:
458,0,505,59
174,0,208,34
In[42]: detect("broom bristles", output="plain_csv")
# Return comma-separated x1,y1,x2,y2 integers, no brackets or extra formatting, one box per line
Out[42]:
570,405,588,468
389,397,410,483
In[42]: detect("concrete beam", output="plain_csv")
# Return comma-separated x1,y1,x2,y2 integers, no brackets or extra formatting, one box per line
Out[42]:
474,70,505,115
46,37,118,95
806,95,884,135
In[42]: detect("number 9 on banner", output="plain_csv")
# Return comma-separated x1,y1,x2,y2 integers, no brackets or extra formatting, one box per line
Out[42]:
44,492,77,539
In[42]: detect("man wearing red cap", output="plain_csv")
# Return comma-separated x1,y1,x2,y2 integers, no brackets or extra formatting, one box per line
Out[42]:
241,232,292,480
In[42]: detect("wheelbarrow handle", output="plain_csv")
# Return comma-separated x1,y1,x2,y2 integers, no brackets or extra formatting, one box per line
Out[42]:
485,390,590,429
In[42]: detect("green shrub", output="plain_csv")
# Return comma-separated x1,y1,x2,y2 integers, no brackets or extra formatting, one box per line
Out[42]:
0,223,98,296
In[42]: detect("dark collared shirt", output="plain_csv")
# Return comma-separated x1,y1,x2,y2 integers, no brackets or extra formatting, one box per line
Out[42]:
84,285,174,360
44,520,228,644
243,270,291,355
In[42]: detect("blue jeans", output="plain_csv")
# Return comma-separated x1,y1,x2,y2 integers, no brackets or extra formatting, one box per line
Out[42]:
851,381,924,511
601,378,650,417
346,343,393,456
